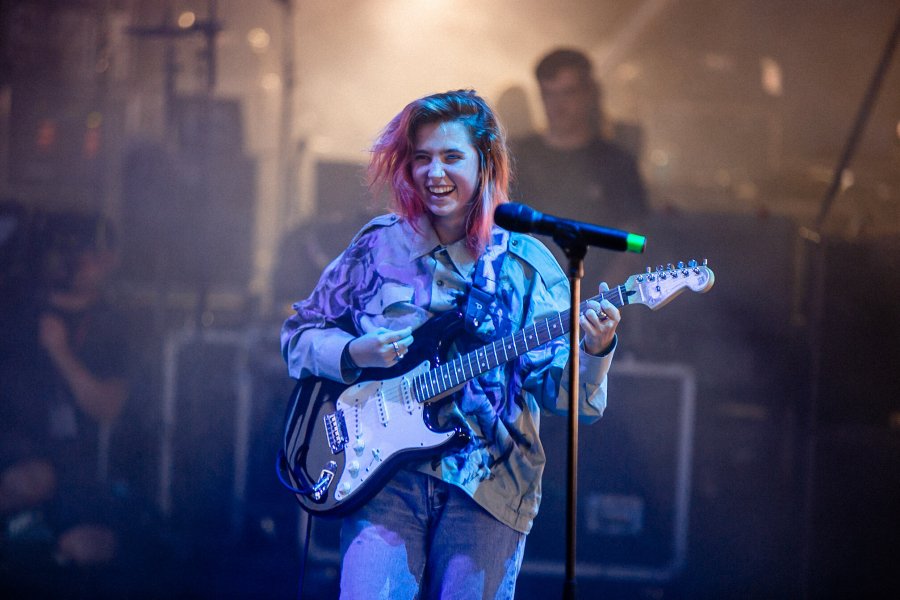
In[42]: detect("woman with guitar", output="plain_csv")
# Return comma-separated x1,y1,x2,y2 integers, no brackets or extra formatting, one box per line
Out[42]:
281,89,620,599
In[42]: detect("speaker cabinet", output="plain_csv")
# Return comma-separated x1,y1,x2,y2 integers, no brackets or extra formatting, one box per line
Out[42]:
121,144,256,290
523,359,696,582
809,425,900,598
819,236,900,427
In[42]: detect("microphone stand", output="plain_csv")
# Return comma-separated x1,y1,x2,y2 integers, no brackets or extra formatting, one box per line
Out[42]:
493,204,643,598
554,229,589,600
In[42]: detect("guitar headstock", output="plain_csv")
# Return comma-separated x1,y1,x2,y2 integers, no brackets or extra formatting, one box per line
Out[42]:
623,259,715,311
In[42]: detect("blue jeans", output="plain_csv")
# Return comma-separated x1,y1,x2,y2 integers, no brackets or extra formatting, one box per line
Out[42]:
339,468,526,600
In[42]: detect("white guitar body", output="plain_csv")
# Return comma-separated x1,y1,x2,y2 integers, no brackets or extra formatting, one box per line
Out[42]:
331,360,456,502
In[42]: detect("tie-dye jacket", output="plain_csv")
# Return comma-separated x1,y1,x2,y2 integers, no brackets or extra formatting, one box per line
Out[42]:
281,214,613,533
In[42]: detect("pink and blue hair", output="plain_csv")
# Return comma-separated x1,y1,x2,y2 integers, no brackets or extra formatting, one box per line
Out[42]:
368,89,510,253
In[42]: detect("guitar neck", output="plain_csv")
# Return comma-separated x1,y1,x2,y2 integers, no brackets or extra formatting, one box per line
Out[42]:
412,285,632,403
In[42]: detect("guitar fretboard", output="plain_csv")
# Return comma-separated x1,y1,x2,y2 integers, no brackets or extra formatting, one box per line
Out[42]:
412,285,631,403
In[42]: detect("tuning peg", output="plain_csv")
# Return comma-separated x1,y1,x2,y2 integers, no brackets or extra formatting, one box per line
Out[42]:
689,259,702,274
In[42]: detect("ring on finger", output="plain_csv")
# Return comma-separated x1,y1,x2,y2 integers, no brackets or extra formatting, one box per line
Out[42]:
391,341,403,360
598,311,608,321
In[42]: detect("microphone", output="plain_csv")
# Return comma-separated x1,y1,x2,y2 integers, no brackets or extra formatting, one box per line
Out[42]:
494,203,646,253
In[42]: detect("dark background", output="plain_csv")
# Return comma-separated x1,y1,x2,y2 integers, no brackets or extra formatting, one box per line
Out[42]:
1,1,898,598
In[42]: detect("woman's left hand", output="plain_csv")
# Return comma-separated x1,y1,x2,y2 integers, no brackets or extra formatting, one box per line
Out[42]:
580,282,620,356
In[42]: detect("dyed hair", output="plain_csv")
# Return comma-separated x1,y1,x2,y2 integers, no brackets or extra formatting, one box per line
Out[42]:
368,89,510,254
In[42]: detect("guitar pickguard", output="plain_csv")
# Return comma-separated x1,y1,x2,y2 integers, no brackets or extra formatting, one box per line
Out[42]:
330,361,456,503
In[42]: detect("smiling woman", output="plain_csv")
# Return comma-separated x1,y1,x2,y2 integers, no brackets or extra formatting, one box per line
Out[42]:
411,120,481,244
367,90,512,255
280,89,623,599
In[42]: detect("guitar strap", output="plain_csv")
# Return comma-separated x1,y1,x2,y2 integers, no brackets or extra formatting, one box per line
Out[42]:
462,229,509,340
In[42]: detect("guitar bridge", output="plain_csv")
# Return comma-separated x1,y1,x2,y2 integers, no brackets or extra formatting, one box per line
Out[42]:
324,410,349,454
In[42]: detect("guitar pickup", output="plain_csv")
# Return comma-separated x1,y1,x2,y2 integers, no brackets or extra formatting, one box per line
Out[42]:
324,410,349,454
401,376,415,414
376,389,389,425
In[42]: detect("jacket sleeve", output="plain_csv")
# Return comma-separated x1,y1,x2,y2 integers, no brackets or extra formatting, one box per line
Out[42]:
280,228,382,383
511,235,614,423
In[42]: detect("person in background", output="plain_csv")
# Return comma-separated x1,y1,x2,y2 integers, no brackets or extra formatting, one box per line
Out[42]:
1,212,130,593
281,89,622,599
510,47,650,286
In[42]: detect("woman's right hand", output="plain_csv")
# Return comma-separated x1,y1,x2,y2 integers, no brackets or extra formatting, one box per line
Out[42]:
348,327,415,368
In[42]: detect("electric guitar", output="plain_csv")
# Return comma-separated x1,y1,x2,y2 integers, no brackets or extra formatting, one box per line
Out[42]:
278,260,715,517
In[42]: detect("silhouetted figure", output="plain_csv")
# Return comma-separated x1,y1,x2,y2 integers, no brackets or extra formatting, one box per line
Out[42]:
0,212,135,595
511,48,648,228
510,47,650,289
